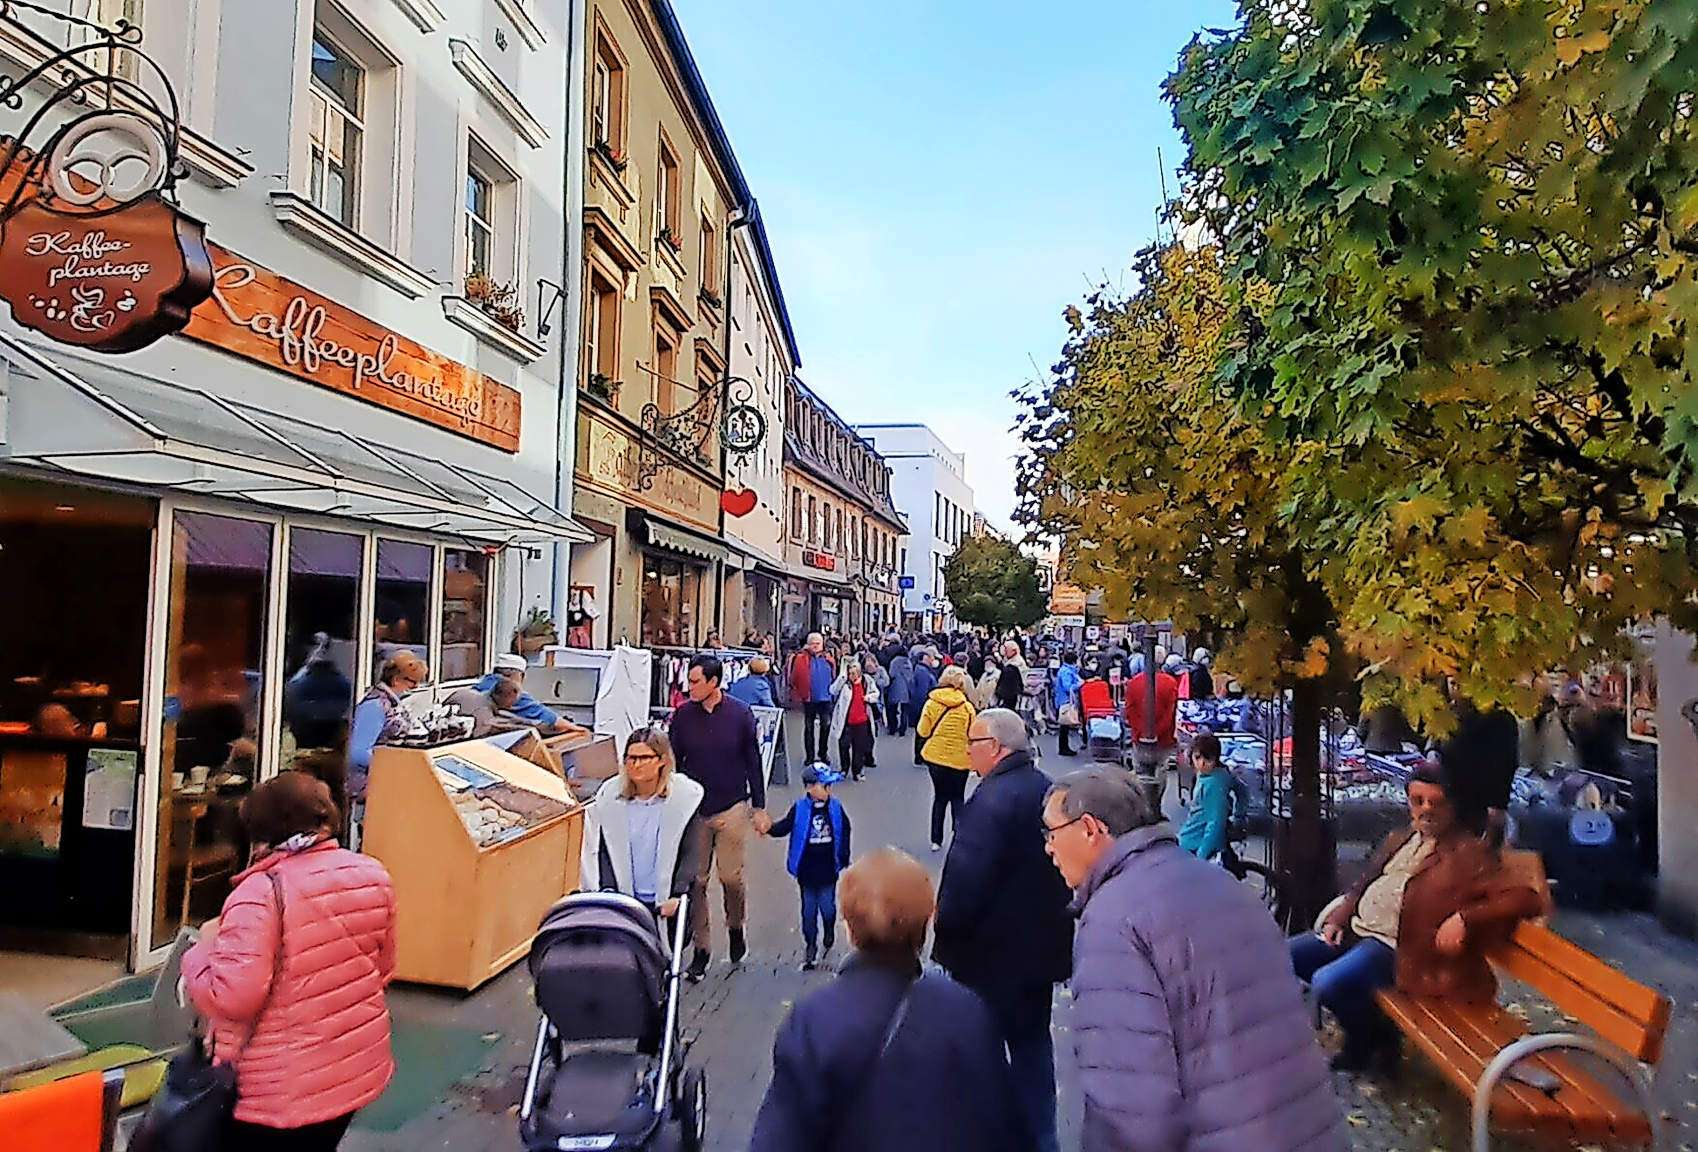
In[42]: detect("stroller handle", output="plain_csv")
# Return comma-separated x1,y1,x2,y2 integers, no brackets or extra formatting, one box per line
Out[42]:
656,892,689,1115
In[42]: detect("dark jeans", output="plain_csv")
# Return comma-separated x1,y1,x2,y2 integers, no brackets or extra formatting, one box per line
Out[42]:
840,721,874,776
228,1113,355,1152
802,701,832,763
1057,724,1078,755
799,882,837,952
984,992,1058,1152
887,700,907,735
1289,933,1398,1058
928,763,968,845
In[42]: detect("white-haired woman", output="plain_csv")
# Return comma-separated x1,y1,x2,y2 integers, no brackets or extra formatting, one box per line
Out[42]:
581,730,705,922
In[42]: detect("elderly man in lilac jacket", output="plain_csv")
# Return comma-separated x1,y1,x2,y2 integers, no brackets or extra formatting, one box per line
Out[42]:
1042,769,1347,1152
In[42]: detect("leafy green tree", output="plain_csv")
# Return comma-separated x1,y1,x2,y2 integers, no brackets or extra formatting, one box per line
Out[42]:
1016,243,1341,921
943,536,1050,632
1168,0,1698,727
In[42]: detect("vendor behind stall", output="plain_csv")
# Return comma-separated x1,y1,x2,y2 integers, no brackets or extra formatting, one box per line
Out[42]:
446,677,530,738
349,653,429,799
474,654,573,735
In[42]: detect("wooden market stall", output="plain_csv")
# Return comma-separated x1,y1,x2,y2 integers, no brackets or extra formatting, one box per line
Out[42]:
363,738,585,990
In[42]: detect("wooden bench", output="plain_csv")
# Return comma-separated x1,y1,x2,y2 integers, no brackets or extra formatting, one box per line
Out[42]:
1375,920,1670,1152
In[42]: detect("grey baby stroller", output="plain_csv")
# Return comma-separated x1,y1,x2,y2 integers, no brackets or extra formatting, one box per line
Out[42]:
520,892,706,1152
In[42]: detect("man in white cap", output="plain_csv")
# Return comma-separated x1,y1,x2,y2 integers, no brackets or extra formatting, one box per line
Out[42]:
474,654,573,734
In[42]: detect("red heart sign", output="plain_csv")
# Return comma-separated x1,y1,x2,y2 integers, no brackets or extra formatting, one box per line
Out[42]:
720,488,758,517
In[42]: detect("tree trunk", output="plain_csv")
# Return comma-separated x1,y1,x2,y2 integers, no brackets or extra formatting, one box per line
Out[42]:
1282,675,1337,930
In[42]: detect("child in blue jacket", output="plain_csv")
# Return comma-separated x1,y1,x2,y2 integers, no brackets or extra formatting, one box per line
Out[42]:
763,764,852,970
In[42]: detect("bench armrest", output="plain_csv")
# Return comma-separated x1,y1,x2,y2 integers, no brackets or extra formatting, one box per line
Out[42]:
1470,1032,1658,1152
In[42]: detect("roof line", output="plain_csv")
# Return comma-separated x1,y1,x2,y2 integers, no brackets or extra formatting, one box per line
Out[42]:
651,2,801,370
652,0,747,205
745,200,801,368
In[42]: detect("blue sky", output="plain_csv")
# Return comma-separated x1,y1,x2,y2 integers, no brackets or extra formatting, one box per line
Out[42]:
673,0,1240,529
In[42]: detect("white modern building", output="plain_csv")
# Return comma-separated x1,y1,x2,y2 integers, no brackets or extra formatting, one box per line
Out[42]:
0,0,590,972
853,424,975,632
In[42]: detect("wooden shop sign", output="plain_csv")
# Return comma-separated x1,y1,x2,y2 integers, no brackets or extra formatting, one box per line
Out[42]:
183,247,522,452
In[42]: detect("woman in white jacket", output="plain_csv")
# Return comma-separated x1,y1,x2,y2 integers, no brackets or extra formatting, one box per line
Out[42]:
581,730,704,925
828,660,880,781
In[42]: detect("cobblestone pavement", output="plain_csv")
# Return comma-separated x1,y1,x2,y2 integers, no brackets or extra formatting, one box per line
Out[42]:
333,715,1698,1152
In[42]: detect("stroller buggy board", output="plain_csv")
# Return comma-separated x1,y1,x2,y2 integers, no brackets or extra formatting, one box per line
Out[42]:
520,892,706,1152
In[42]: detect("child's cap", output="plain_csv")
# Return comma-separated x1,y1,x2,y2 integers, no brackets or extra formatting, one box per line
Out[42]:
801,763,842,787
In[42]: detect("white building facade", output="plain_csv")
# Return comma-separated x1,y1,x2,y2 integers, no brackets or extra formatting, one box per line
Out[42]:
853,424,975,632
0,0,588,970
721,205,798,645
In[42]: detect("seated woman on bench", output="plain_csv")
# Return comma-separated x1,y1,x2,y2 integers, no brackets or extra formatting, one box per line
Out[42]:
1289,760,1543,1073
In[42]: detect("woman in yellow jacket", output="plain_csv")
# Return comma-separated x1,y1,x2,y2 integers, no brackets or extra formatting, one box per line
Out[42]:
918,665,978,851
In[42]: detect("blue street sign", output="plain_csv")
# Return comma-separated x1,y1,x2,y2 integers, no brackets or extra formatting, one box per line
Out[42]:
899,575,916,590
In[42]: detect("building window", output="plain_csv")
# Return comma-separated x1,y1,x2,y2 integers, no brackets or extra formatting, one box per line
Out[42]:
463,137,519,285
586,268,620,384
934,493,942,537
653,320,679,413
655,134,680,247
308,31,363,228
700,214,719,295
808,495,818,544
591,31,626,152
84,0,144,81
822,502,833,550
835,508,844,554
791,488,804,540
440,548,488,681
465,168,494,276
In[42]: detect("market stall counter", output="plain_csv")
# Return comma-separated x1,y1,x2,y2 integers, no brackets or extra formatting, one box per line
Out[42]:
363,738,585,990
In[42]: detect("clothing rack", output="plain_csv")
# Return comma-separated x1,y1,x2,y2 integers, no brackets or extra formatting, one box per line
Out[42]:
648,646,765,718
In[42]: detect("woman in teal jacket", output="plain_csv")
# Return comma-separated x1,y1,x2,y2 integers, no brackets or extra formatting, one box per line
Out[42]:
1177,731,1234,860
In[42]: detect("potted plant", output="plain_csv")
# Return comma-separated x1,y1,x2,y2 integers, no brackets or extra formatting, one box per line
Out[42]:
593,137,628,174
586,372,619,402
513,606,557,656
465,271,496,304
491,300,525,333
699,286,722,310
658,225,682,253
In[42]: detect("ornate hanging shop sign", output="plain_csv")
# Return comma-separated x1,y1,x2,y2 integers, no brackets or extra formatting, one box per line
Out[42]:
0,2,213,352
721,377,766,457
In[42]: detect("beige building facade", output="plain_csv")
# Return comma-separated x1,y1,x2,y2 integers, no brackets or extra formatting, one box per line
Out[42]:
569,0,749,649
782,381,905,643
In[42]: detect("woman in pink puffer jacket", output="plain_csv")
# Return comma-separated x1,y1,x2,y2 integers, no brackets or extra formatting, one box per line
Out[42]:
183,771,397,1151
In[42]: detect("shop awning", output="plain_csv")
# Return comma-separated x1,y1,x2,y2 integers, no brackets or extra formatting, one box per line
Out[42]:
626,509,728,564
0,335,593,545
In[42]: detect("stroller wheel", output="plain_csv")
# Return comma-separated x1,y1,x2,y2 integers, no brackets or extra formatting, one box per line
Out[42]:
676,1066,707,1152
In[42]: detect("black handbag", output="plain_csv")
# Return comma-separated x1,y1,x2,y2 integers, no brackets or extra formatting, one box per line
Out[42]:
130,872,285,1152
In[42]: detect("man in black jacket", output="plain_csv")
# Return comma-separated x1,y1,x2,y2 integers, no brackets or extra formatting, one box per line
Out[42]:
934,709,1074,1152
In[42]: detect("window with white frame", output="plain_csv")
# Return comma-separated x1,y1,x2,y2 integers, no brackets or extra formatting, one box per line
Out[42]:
79,0,143,81
465,169,494,276
308,31,363,228
463,137,518,285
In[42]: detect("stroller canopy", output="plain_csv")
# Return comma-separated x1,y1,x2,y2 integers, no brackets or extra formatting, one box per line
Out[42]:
530,893,671,1046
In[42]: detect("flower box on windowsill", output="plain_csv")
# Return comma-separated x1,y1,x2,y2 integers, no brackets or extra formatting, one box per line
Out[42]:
698,287,723,311
443,297,546,364
658,227,682,254
592,139,628,174
584,373,620,404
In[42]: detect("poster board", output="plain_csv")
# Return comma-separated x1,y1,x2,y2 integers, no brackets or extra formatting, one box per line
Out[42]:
752,706,783,784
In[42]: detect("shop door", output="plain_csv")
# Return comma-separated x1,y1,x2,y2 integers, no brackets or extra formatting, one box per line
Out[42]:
148,511,274,955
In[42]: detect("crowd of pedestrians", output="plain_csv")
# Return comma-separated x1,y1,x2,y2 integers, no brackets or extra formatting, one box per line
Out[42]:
164,622,1551,1152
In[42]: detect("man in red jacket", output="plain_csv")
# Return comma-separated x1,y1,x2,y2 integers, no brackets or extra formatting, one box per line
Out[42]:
1124,660,1180,749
